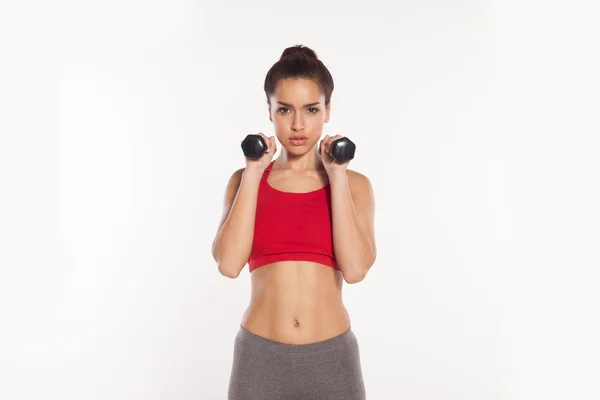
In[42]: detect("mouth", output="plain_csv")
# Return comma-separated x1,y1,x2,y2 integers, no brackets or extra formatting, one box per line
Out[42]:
289,137,307,146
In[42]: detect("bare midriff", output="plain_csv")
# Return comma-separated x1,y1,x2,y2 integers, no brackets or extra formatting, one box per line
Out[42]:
241,260,351,345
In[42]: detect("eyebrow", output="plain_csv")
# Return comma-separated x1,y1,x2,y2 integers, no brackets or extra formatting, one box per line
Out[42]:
276,101,321,108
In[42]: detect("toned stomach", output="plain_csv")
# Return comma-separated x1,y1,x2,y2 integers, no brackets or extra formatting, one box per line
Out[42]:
241,260,351,345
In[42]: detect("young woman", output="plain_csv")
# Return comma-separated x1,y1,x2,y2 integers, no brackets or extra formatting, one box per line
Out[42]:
212,45,376,400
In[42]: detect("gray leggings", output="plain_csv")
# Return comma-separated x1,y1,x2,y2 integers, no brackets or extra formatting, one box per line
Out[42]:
228,325,366,400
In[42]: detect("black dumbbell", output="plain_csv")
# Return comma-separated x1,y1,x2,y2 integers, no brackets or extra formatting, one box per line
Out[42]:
319,137,356,163
241,134,268,159
241,134,356,163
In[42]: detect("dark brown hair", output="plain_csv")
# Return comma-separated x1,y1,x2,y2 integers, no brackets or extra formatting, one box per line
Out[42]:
264,45,334,107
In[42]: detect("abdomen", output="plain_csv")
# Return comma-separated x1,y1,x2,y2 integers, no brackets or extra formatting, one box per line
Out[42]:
241,261,351,344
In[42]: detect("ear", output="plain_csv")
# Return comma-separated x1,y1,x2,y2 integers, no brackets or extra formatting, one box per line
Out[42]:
268,102,272,122
324,103,331,123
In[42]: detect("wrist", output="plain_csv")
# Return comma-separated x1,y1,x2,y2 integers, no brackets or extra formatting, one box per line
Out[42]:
326,169,348,181
243,167,264,179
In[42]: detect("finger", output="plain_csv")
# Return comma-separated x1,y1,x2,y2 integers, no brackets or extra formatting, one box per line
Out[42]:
320,136,329,153
263,135,272,153
267,136,277,154
328,136,334,153
263,134,272,152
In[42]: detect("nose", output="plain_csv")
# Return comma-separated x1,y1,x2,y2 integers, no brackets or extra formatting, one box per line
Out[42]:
291,114,304,132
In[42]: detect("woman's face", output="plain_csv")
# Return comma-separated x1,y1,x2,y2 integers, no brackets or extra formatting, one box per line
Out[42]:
269,78,330,155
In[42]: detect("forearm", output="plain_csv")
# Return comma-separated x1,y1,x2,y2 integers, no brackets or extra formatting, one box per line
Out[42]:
213,169,262,277
328,171,375,283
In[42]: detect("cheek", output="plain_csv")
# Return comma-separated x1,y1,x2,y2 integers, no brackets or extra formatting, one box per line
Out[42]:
307,115,325,131
273,116,287,129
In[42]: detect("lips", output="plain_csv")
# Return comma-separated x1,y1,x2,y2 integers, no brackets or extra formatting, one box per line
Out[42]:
289,137,307,146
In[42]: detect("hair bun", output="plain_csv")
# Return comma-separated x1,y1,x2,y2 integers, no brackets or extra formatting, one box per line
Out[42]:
280,45,318,60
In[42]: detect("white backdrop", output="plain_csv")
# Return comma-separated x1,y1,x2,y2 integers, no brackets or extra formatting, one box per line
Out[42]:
1,1,599,399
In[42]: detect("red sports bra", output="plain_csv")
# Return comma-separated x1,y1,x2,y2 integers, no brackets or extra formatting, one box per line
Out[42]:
247,160,340,272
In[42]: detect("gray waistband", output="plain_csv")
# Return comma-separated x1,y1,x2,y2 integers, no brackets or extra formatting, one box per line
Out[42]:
237,324,355,353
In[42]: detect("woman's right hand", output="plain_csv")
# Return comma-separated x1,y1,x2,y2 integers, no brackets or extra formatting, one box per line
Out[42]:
244,132,277,173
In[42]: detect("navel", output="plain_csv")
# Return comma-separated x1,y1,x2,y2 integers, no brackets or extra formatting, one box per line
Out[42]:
293,318,300,328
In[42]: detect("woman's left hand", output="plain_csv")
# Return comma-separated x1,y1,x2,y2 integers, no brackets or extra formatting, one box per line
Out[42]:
319,134,350,174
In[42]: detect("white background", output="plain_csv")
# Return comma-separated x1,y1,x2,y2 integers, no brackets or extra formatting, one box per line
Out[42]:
1,1,599,399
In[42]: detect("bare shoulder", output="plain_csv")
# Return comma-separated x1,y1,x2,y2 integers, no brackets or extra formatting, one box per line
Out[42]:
346,169,374,196
230,167,245,184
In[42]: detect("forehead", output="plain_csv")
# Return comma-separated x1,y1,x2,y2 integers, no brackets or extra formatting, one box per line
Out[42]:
271,78,324,104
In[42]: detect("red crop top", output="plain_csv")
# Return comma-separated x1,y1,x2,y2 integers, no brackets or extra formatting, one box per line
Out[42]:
247,160,340,272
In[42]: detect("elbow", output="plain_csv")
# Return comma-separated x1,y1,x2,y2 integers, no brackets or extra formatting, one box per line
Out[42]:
213,243,242,278
218,262,246,279
343,273,364,284
342,266,368,284
218,261,244,279
342,257,375,284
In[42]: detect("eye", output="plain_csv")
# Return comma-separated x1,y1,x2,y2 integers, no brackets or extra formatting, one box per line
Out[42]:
307,107,319,113
277,107,290,114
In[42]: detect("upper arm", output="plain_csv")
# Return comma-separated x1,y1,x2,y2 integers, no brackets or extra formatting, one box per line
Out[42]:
349,170,377,258
212,168,245,250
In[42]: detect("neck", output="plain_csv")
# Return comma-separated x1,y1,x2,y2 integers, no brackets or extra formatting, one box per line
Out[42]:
274,147,324,171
